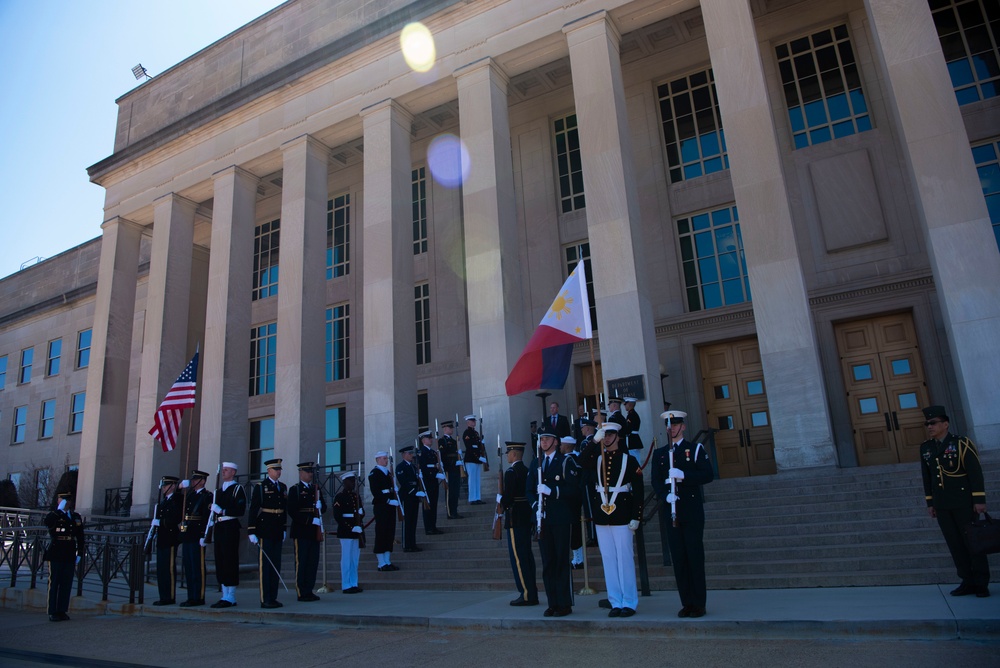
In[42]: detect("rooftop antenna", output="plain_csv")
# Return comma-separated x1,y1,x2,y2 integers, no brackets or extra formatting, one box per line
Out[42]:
132,64,152,81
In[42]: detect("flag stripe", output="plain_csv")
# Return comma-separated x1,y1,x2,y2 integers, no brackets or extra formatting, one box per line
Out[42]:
148,352,199,453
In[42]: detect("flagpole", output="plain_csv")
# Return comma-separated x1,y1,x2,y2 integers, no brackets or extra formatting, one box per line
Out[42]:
587,338,600,422
179,344,200,531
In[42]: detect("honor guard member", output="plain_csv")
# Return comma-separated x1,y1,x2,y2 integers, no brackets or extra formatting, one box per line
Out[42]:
920,405,990,597
44,493,85,621
438,421,464,519
334,471,365,593
651,410,714,618
578,423,644,617
417,430,444,534
606,397,628,437
368,451,400,571
177,470,211,607
528,425,582,617
501,441,538,606
463,415,488,504
559,436,586,570
151,475,182,605
576,419,599,548
397,445,426,552
288,461,327,602
248,459,288,608
209,463,247,608
622,397,643,459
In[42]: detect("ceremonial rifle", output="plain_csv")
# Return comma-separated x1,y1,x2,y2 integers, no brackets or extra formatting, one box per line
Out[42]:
478,407,489,472
389,454,405,522
203,462,222,544
313,460,324,542
535,439,544,539
414,438,431,511
144,482,163,556
491,434,504,541
434,419,448,492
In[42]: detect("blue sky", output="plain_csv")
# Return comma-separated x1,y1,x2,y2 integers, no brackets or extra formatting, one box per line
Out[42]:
0,0,283,279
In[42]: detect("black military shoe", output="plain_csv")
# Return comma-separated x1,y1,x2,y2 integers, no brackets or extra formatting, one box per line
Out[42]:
152,599,175,606
976,586,990,598
298,593,320,602
608,608,622,618
598,598,611,609
179,599,204,607
260,601,283,609
426,529,443,535
551,607,572,617
951,583,976,596
688,607,706,618
210,600,234,608
678,606,691,618
510,598,539,606
543,607,555,617
620,608,636,618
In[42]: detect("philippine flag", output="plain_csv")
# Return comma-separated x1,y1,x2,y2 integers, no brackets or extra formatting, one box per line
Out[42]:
505,260,594,396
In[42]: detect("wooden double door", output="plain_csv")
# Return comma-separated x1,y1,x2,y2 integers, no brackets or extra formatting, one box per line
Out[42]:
700,339,776,478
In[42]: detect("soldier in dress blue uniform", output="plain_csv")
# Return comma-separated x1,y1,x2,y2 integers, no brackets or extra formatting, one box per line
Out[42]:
368,451,400,571
920,405,990,597
178,470,211,607
527,425,581,617
397,445,426,552
287,461,327,602
151,475,181,605
44,492,84,621
501,441,538,606
417,430,444,535
333,471,365,593
209,462,247,608
651,410,714,618
438,421,464,519
248,459,288,608
463,415,488,504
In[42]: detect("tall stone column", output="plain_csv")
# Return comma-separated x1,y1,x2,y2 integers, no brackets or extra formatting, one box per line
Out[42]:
864,0,1000,445
199,166,258,476
275,136,330,469
563,13,663,445
701,0,836,468
131,194,197,516
454,58,534,440
76,217,143,516
361,100,417,469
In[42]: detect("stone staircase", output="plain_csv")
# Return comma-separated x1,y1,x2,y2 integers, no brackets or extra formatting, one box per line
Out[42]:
246,451,1000,592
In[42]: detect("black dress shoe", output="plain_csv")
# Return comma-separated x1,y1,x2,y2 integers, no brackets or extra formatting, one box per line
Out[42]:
620,607,636,618
951,583,976,596
260,601,283,609
179,599,204,607
551,607,571,617
210,600,234,608
608,608,622,618
49,615,61,622
447,514,464,519
386,564,399,570
688,606,706,618
403,546,422,553
598,598,611,609
343,587,363,594
298,594,320,602
571,563,584,570
426,529,443,535
678,606,691,618
543,607,555,617
58,613,70,621
976,587,990,598
152,599,175,606
510,598,539,606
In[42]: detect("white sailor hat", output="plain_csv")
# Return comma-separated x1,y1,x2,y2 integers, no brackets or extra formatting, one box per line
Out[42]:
623,397,637,404
341,471,357,480
600,422,622,431
660,410,687,423
375,450,390,459
560,436,577,445
464,414,477,421
221,461,238,471
419,430,433,439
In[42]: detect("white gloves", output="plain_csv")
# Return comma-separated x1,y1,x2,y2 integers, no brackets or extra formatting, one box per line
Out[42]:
151,519,160,527
666,493,678,504
311,518,322,527
199,538,207,547
627,520,640,531
180,479,190,489
283,531,287,541
358,507,364,516
496,493,503,504
388,499,400,507
536,483,552,497
352,526,363,534
381,489,390,495
479,457,487,464
315,499,323,510
76,556,81,565
57,499,67,511
249,534,259,545
436,473,446,480
594,428,605,444
416,491,427,498
668,468,685,480
211,504,223,515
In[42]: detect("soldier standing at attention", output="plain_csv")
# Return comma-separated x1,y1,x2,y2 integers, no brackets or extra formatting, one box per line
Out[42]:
333,471,365,594
417,430,444,534
501,441,538,607
438,421,463,519
209,463,247,608
463,414,488,504
559,436,586,571
151,476,181,606
368,451,400,571
178,470,211,607
287,461,326,602
248,459,287,608
622,397,643,460
920,405,990,597
44,492,85,621
397,445,426,552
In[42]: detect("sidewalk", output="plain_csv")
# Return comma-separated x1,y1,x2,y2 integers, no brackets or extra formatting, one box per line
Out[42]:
3,578,998,640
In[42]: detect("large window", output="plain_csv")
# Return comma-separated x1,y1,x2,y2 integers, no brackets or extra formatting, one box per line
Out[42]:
554,114,586,213
658,68,728,183
413,167,428,255
973,139,1000,250
253,219,280,300
249,418,275,479
677,206,751,312
39,399,55,439
417,391,429,433
46,339,61,376
776,24,872,149
19,348,33,384
76,329,91,368
325,304,350,382
415,283,431,365
12,406,27,444
931,0,1000,105
0,355,6,389
34,469,50,509
250,323,277,396
325,407,346,470
69,392,85,433
564,242,598,330
327,193,350,279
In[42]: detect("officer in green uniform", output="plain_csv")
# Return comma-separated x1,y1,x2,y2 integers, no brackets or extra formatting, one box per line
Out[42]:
919,405,989,597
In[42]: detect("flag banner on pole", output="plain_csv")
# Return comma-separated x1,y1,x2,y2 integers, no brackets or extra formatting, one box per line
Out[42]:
505,260,593,396
148,351,199,453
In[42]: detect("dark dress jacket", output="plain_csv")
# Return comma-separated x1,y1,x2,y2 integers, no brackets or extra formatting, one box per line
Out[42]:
920,433,986,510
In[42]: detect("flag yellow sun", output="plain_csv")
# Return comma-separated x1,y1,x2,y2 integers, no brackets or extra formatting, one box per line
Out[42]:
549,291,574,320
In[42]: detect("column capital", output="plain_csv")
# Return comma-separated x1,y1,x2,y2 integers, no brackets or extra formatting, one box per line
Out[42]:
280,133,330,157
152,192,199,215
100,215,144,234
453,57,509,89
359,98,414,127
212,164,259,184
563,9,620,47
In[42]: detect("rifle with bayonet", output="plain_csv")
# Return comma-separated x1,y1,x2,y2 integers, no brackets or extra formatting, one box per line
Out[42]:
144,482,164,556
491,435,504,540
389,454,405,522
414,439,431,511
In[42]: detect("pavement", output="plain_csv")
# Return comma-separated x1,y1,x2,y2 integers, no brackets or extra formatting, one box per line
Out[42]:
2,578,999,641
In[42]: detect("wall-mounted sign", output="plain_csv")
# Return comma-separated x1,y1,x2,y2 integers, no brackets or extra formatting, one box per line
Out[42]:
607,375,645,401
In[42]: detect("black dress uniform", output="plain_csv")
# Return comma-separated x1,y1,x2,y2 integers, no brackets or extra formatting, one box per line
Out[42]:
44,496,84,621
463,423,488,503
333,477,365,592
152,481,182,605
651,437,714,616
502,444,538,605
527,439,582,616
623,403,643,454
248,461,288,608
920,405,989,596
210,478,247,607
288,463,327,601
438,424,463,518
417,435,443,534
179,472,212,606
396,448,422,551
367,461,399,570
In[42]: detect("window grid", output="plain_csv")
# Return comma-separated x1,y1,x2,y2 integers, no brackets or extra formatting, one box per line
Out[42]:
554,114,586,213
19,348,33,384
250,323,277,396
253,220,280,300
12,405,27,444
40,399,55,439
972,139,1000,251
657,68,729,183
564,242,598,330
931,0,1000,105
0,355,7,389
70,392,85,433
47,339,61,377
776,24,873,149
325,304,350,382
76,329,91,368
412,168,428,255
327,193,350,279
35,469,50,509
415,283,431,365
325,406,346,470
677,205,752,312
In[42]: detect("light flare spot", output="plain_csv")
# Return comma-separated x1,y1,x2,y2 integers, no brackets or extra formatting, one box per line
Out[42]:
427,134,470,188
401,22,436,73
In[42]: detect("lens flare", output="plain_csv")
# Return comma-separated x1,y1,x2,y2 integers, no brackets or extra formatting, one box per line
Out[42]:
400,22,436,73
427,134,470,188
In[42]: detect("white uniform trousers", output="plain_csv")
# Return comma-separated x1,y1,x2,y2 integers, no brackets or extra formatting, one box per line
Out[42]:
339,538,360,590
595,524,638,610
466,463,482,502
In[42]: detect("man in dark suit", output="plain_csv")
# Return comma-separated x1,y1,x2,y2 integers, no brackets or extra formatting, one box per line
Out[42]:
44,492,85,621
651,410,714,618
501,441,538,606
248,459,287,608
543,402,572,439
527,425,581,617
150,475,181,605
287,461,327,601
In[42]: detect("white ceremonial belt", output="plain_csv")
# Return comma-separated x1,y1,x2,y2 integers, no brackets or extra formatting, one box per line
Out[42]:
343,513,354,517
216,515,237,522
381,489,390,494
595,484,632,493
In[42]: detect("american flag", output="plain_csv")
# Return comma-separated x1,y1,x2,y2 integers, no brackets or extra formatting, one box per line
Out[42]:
148,352,199,453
